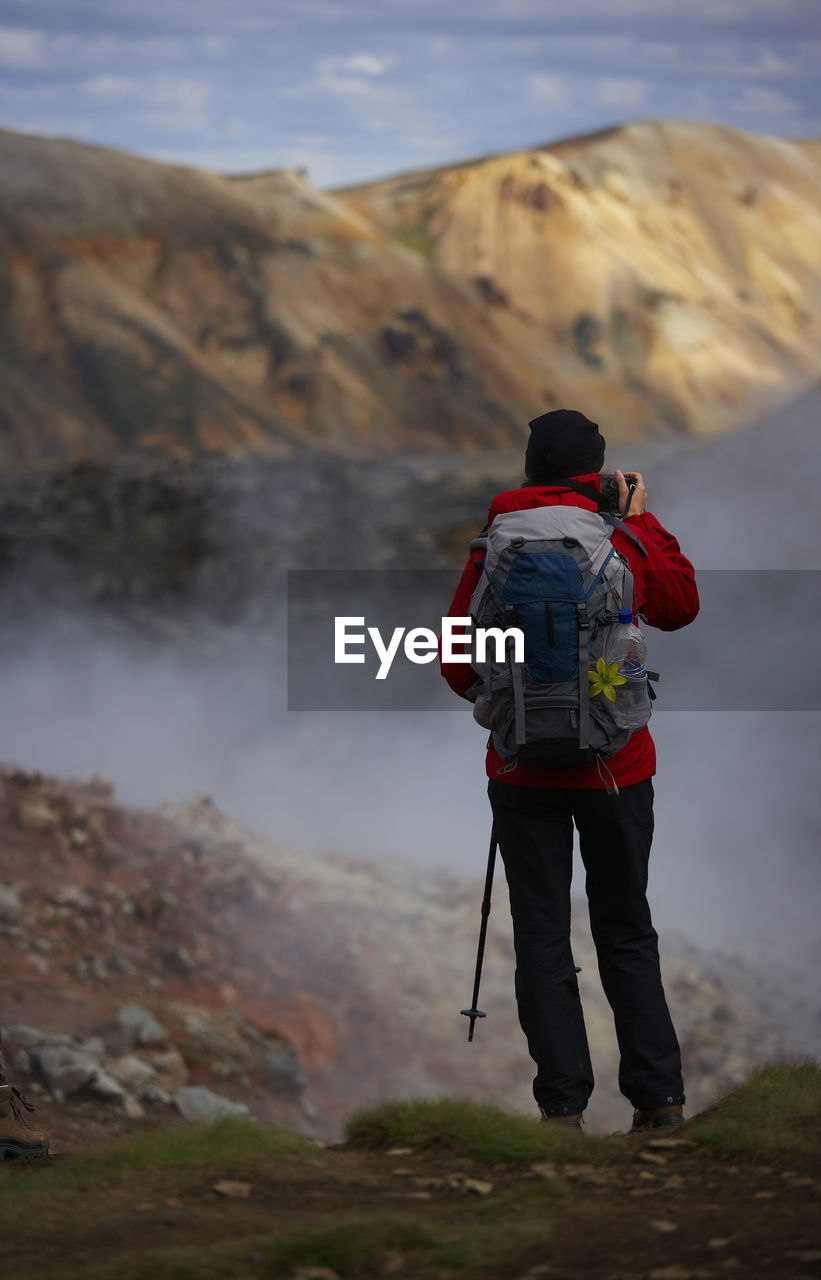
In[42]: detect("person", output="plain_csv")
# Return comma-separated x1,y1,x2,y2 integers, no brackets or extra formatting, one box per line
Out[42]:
0,1033,50,1158
441,408,699,1131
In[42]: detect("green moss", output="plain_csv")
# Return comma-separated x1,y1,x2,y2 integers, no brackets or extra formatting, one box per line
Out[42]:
346,1097,596,1164
0,1117,312,1203
688,1060,821,1164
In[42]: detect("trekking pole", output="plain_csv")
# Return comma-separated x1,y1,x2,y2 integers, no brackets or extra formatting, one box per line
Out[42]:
461,826,498,1042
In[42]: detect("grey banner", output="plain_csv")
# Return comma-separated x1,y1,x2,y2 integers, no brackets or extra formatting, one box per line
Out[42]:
287,569,821,712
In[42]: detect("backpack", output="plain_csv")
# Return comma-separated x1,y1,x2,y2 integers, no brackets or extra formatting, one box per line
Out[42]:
467,491,653,772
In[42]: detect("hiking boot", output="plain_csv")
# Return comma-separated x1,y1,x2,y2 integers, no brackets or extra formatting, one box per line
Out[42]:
0,1082,50,1159
631,1104,684,1132
539,1108,584,1131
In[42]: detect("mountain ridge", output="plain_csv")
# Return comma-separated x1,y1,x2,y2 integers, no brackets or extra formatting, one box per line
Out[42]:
1,120,820,463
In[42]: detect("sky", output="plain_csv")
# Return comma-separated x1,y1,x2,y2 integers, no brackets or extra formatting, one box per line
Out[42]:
0,1,819,188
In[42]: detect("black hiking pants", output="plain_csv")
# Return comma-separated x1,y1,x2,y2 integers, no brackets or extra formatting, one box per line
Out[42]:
488,777,685,1118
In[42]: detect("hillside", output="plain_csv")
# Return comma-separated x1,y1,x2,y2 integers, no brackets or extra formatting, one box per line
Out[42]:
1,121,820,463
1,766,817,1150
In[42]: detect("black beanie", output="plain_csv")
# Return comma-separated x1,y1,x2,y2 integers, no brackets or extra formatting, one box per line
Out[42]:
525,409,606,481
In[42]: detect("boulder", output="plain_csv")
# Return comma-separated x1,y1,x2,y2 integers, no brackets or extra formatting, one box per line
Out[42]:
173,1086,250,1123
0,884,24,924
116,1004,168,1047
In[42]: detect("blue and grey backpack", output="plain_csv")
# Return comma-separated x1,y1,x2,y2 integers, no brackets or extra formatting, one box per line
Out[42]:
468,499,653,774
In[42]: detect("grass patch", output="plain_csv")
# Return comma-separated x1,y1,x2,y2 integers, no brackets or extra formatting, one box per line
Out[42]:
265,1185,563,1278
688,1061,821,1164
346,1098,597,1164
0,1117,313,1203
266,1212,436,1276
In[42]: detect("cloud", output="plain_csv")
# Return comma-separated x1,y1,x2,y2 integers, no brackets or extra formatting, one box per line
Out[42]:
281,53,398,104
139,77,213,130
75,71,214,132
343,52,393,75
595,77,650,113
0,26,47,69
730,84,802,121
526,73,567,107
82,74,137,99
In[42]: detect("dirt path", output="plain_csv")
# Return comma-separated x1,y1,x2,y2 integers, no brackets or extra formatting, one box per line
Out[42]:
2,1128,819,1280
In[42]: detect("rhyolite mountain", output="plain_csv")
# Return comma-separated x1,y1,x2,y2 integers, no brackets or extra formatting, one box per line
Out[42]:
1,121,820,464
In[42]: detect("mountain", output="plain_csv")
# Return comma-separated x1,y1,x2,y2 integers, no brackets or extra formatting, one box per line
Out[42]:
1,122,820,464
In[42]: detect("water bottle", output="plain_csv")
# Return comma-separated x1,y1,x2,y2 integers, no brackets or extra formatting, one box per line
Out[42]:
602,609,651,729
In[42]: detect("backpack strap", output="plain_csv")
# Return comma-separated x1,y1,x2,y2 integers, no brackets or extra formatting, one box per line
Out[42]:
599,512,648,557
469,523,489,555
552,477,610,510
509,640,527,746
577,601,590,752
546,478,650,557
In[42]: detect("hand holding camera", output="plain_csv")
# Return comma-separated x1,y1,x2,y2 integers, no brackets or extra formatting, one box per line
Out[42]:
614,469,646,517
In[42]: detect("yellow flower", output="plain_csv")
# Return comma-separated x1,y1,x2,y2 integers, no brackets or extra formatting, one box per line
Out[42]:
588,657,627,703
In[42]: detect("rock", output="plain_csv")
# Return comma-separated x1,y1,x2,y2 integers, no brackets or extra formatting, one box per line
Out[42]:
145,1046,188,1092
123,1094,145,1119
261,1043,306,1092
461,1178,493,1196
83,774,114,800
79,1037,106,1062
139,1085,172,1105
87,1068,127,1102
116,1004,168,1048
649,1219,679,1233
2,1024,75,1052
0,884,24,923
17,796,60,831
32,1046,98,1097
111,1054,157,1092
53,884,95,912
213,1179,252,1198
172,1086,250,1122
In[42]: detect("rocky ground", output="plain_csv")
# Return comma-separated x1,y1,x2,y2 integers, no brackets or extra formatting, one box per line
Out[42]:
0,765,818,1152
1,1097,820,1279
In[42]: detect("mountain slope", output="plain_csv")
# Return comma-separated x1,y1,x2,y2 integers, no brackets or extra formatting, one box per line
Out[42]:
340,121,821,441
1,121,820,463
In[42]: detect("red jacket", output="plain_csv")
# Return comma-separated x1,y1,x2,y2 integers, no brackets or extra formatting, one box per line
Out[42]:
440,474,699,789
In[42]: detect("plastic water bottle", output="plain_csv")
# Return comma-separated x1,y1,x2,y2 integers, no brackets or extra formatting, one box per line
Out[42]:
603,609,651,729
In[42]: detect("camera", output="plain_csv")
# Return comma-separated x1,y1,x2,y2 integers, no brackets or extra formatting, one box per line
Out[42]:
599,472,638,512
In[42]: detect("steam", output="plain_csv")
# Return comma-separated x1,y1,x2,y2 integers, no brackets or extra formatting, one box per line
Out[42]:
2,385,820,984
